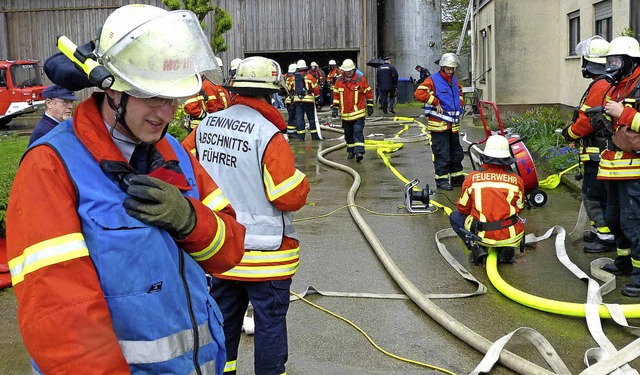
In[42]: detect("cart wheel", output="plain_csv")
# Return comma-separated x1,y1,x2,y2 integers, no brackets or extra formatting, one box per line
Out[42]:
530,189,547,207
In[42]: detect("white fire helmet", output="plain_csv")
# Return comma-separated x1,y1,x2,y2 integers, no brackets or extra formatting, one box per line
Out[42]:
230,58,242,71
575,36,610,64
94,4,220,98
483,135,511,159
329,59,337,66
288,63,297,73
216,57,223,68
439,53,459,68
606,36,640,58
230,56,283,95
296,59,308,70
341,59,356,72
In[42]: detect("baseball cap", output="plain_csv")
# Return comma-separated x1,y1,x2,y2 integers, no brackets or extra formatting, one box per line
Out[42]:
42,84,80,100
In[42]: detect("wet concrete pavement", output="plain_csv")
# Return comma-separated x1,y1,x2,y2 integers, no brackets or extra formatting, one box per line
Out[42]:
1,107,639,374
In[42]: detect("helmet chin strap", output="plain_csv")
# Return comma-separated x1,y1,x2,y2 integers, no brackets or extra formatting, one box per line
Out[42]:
106,92,168,146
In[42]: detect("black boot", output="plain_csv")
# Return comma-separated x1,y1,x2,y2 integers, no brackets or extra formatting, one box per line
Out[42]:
498,247,515,264
621,282,640,297
436,179,452,191
583,239,616,253
451,176,465,187
602,256,632,275
470,244,488,265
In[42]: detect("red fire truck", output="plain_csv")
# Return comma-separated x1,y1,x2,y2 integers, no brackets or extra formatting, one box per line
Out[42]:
0,59,47,126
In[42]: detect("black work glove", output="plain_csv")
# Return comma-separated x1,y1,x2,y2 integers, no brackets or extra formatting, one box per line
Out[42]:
332,107,339,118
561,126,572,142
123,175,196,239
366,105,374,117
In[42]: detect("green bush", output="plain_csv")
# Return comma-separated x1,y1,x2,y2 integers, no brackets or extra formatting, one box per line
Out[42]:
167,105,189,141
0,135,29,238
504,106,578,171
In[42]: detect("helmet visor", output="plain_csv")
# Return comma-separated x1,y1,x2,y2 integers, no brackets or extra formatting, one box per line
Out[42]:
605,55,625,72
99,11,219,98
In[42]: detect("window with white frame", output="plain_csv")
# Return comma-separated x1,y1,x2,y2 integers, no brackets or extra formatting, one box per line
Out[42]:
595,1,612,41
569,10,580,55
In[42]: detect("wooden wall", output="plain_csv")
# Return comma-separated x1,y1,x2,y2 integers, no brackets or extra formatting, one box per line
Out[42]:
1,0,379,83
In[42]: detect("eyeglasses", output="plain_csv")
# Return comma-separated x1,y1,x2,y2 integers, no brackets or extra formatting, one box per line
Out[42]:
143,97,181,108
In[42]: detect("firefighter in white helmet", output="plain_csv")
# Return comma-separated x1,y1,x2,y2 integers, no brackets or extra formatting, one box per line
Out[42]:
309,61,326,110
414,52,465,191
562,35,615,254
332,58,374,162
183,56,230,132
9,4,245,374
597,36,640,297
292,59,321,140
327,59,342,92
282,63,299,137
183,56,310,375
227,57,243,84
449,135,525,264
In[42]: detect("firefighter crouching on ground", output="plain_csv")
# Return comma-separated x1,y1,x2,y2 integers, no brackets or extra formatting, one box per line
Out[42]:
449,135,525,264
293,59,321,140
183,56,310,375
561,35,616,254
596,36,640,297
414,52,465,191
332,58,374,162
183,60,230,133
7,5,245,374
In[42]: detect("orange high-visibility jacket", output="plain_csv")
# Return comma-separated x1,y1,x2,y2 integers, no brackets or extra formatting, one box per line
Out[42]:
457,164,525,247
332,73,374,121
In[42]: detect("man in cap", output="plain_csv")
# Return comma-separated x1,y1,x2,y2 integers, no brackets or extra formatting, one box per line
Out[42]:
376,56,399,114
7,4,245,374
28,84,79,146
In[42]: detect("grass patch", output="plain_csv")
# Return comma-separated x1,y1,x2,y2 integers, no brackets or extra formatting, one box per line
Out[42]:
0,135,29,237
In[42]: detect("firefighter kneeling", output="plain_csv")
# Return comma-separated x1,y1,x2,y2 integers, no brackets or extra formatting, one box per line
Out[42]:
449,135,526,264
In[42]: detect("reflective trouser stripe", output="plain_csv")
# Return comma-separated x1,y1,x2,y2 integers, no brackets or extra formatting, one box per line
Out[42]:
119,322,211,364
618,247,631,256
224,360,237,372
632,258,640,268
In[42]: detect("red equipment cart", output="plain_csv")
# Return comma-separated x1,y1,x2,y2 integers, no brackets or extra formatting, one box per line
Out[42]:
467,100,547,207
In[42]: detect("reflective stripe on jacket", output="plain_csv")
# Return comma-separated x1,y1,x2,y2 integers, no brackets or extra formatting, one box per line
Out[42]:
30,123,227,374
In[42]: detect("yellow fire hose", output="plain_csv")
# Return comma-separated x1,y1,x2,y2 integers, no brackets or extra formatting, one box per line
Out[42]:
486,248,640,318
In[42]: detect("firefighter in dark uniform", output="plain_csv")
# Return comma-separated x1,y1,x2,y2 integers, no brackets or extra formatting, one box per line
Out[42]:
376,57,399,114
292,59,320,140
562,36,615,253
414,52,465,191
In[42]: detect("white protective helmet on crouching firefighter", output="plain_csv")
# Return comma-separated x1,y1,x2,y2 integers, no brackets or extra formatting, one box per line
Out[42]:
94,4,220,98
575,35,610,64
341,58,356,72
482,135,514,165
439,53,459,68
229,56,283,95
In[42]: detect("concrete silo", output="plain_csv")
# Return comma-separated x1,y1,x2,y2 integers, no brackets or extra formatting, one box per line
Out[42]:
380,0,442,100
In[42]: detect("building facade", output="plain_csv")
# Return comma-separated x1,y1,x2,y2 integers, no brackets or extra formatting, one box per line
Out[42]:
473,0,638,110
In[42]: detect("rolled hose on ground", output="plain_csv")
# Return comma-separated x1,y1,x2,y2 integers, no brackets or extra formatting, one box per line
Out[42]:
317,141,560,375
485,248,640,318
